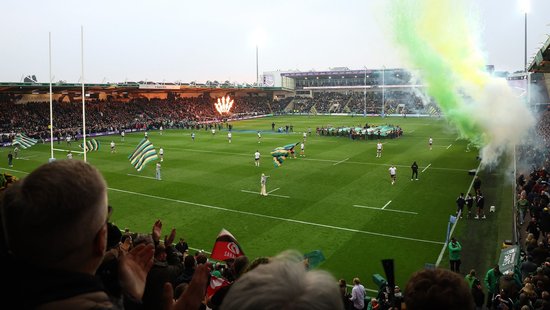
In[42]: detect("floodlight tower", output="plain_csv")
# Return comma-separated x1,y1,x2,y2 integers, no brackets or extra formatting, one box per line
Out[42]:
252,29,266,86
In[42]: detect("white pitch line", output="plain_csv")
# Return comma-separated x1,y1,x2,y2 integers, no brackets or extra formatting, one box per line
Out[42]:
455,137,460,141
446,144,452,149
110,187,441,245
381,200,392,209
353,205,418,215
18,154,40,160
333,158,350,166
167,148,470,172
241,189,290,199
421,163,432,173
435,162,482,267
127,173,157,180
409,130,415,133
268,187,280,194
1,168,29,174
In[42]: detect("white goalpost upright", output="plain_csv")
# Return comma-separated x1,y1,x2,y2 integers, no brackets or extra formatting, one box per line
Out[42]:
81,26,87,162
48,27,89,162
49,32,55,162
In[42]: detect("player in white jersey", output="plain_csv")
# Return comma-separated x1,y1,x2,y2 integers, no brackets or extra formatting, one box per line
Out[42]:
66,151,73,160
303,132,307,142
121,130,125,141
159,147,164,162
300,142,305,157
257,131,261,143
376,141,383,158
389,165,397,185
191,132,195,141
429,137,433,150
110,141,116,153
159,126,163,135
227,131,232,143
254,150,261,167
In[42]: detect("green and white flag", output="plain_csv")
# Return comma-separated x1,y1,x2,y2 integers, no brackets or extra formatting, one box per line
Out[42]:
128,138,158,171
13,133,37,149
80,139,100,152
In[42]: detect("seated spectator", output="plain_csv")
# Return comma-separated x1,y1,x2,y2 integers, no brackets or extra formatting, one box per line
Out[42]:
404,268,474,310
221,250,343,310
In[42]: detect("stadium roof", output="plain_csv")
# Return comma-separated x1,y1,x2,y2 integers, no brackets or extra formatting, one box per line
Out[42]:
0,82,285,95
528,34,550,73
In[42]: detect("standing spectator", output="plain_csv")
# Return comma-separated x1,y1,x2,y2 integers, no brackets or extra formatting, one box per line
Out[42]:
456,193,465,218
260,173,269,196
475,192,486,220
448,237,462,273
411,161,419,180
339,279,353,310
175,238,189,254
484,265,502,309
465,193,474,219
471,279,485,310
526,217,541,241
517,194,530,225
7,152,13,167
350,277,365,310
473,176,481,194
465,269,478,288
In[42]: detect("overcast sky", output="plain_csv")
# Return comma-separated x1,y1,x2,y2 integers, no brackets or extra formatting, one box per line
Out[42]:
1,0,549,84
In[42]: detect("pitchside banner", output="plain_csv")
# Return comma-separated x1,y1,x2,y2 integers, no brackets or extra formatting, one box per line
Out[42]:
210,229,245,261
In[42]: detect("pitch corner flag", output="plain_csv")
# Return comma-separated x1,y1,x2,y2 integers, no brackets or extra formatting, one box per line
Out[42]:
210,228,245,261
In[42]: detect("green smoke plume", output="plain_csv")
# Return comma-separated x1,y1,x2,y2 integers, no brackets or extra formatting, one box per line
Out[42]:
388,0,535,166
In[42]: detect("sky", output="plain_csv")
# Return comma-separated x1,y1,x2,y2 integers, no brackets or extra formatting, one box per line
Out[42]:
1,0,549,84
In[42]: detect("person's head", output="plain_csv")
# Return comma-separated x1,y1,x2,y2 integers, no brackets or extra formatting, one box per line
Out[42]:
469,269,476,277
221,250,343,310
353,277,361,285
404,268,474,310
1,160,108,274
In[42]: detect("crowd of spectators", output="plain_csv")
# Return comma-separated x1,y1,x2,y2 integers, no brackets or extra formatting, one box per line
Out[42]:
287,91,433,115
0,95,272,142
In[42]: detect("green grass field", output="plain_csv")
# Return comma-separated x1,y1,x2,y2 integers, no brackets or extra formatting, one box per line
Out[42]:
2,115,484,289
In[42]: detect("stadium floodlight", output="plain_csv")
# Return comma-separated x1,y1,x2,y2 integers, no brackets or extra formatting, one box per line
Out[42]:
520,0,529,72
251,28,267,86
